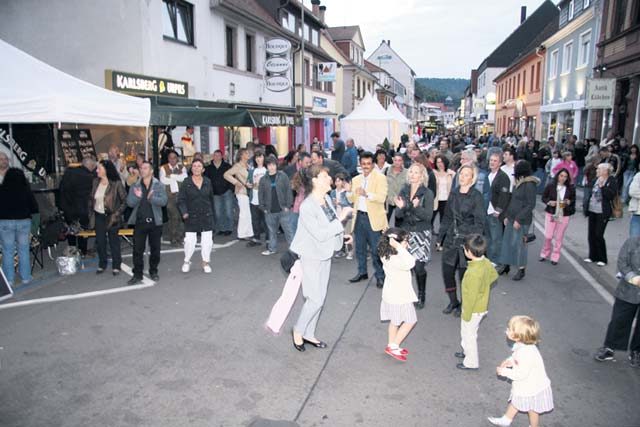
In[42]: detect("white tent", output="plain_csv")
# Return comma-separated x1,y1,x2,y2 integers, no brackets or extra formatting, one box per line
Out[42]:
340,93,395,152
387,103,411,147
0,38,150,127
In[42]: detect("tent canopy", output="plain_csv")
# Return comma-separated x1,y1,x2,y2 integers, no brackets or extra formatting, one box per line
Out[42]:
340,94,395,152
387,103,411,124
0,38,150,127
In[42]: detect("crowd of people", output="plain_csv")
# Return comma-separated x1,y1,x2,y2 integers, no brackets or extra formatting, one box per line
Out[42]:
2,126,640,426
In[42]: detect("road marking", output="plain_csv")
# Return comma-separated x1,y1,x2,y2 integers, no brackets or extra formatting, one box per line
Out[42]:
121,239,238,258
0,263,156,311
533,219,614,306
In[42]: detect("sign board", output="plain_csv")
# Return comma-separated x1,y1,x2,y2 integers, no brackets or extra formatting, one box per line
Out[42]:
0,267,13,303
105,70,188,98
316,62,337,82
251,112,298,127
0,127,48,179
376,54,392,62
265,57,291,74
265,39,292,55
586,78,616,109
265,76,291,92
58,129,96,166
313,96,328,109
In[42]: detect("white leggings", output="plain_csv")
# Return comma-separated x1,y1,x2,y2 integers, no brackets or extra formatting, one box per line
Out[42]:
184,231,213,263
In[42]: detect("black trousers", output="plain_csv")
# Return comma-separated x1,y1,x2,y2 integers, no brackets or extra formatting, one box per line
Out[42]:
95,213,121,270
413,260,427,297
250,203,267,241
442,247,467,302
133,222,162,278
386,205,402,227
587,212,608,263
604,298,640,352
432,200,447,228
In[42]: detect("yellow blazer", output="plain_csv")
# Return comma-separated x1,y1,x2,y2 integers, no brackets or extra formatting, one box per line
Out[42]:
349,170,388,232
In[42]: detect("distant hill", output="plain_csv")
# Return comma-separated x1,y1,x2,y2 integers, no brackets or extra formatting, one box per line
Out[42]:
415,78,469,103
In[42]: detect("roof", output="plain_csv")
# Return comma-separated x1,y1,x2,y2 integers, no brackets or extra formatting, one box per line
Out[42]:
364,59,386,74
367,41,416,76
327,26,364,49
479,0,559,72
216,0,298,41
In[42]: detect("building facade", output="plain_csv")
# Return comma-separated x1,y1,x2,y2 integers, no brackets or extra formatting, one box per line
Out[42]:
541,0,601,141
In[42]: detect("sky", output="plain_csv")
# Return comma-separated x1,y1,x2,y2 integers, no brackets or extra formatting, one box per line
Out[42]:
316,0,551,79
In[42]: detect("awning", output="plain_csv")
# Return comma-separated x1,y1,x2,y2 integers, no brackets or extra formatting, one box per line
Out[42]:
148,96,255,127
248,110,301,127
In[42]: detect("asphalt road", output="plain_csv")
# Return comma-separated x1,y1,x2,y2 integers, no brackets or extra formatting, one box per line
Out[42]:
0,212,639,427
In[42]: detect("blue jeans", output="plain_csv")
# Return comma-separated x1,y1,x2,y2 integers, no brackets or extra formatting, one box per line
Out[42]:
213,190,234,232
622,170,635,204
534,168,547,194
289,212,300,237
0,219,32,285
485,214,503,263
265,211,293,252
631,215,640,238
354,213,384,280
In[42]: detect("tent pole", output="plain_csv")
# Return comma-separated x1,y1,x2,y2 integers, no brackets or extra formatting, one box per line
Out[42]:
145,126,149,160
152,126,159,178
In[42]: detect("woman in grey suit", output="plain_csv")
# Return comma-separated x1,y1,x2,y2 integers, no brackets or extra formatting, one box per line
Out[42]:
291,165,352,351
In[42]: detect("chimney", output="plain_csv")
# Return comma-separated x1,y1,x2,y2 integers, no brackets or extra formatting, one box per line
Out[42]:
520,6,527,24
387,40,391,47
319,5,326,23
311,0,320,17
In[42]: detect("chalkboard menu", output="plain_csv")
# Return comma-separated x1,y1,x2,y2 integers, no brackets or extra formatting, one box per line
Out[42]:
0,267,13,303
58,129,97,166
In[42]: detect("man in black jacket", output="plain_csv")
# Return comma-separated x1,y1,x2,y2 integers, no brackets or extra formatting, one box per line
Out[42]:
59,155,96,255
204,150,234,236
483,151,511,264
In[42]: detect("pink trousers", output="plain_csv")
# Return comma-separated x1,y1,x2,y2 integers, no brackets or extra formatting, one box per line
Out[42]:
265,260,302,334
540,212,570,263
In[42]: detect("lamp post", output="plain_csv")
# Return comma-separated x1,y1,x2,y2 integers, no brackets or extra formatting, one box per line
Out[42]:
300,0,307,150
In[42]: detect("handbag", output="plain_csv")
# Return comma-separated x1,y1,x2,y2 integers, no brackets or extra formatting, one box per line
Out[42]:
280,250,299,274
523,232,536,243
407,230,432,263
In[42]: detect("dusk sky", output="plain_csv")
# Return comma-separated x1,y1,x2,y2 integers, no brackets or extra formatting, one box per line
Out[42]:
318,0,552,79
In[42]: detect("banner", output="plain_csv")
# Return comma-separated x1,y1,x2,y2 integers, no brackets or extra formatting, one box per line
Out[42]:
586,78,616,109
106,70,188,98
316,62,337,82
0,127,47,179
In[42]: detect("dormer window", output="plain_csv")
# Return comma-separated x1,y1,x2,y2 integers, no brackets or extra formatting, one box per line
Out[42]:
568,0,575,20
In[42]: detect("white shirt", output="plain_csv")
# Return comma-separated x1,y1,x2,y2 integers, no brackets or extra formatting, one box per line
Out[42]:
487,170,498,215
357,175,370,212
160,164,187,194
501,163,515,191
250,166,267,205
556,184,566,200
94,182,108,214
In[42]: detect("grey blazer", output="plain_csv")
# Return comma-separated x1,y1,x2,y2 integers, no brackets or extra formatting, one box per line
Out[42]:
290,195,343,260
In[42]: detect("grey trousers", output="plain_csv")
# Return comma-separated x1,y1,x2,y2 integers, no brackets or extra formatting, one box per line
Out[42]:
294,257,332,340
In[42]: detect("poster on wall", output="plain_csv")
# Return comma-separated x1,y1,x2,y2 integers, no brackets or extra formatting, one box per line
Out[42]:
586,78,616,109
58,129,97,166
316,62,337,82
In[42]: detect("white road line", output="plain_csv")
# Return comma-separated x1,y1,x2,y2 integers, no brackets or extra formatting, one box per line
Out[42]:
533,219,614,306
119,263,155,286
121,240,238,258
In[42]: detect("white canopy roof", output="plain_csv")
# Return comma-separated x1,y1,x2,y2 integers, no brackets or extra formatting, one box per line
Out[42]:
340,94,394,151
0,38,150,127
341,93,395,121
387,103,411,124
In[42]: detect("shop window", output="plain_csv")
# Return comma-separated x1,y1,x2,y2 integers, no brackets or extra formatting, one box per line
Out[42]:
225,26,236,68
578,30,591,68
246,34,255,73
549,49,559,79
162,0,194,46
562,41,573,74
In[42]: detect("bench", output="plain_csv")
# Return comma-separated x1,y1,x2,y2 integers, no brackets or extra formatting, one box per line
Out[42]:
76,228,135,246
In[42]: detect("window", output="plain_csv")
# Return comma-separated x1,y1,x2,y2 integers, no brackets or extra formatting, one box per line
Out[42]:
325,81,333,93
517,74,520,96
568,0,575,20
303,24,310,42
304,59,311,86
613,0,628,36
562,41,573,74
535,61,541,90
282,11,296,32
311,30,319,46
225,26,236,68
313,64,322,90
549,49,559,79
245,34,254,73
578,30,591,68
530,65,535,92
356,77,361,98
584,0,590,8
162,0,194,45
522,70,526,95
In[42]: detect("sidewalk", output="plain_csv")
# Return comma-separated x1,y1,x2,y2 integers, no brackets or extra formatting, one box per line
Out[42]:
533,187,629,291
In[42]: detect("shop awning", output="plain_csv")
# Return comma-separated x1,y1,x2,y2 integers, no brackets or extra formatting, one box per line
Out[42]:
148,96,256,127
0,38,150,127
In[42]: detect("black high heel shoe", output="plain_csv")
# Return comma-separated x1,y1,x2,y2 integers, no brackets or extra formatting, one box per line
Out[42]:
303,338,328,349
292,332,305,352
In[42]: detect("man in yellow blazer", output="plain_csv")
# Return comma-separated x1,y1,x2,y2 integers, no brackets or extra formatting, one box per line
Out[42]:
348,151,388,288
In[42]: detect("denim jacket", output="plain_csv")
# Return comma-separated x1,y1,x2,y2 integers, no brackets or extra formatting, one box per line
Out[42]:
126,177,168,226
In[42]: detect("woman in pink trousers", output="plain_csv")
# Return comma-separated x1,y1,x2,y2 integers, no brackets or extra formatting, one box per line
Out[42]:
539,169,576,265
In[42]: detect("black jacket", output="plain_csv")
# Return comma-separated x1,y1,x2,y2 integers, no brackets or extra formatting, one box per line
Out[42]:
322,158,348,180
204,161,234,196
331,139,345,162
395,184,434,232
0,184,38,220
584,175,617,218
258,171,293,212
542,182,576,216
488,169,512,220
504,176,539,225
177,176,215,233
59,166,96,223
439,187,485,254
616,236,640,305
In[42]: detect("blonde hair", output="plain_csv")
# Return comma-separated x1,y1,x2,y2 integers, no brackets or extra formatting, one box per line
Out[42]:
456,164,478,187
406,163,429,187
507,315,541,345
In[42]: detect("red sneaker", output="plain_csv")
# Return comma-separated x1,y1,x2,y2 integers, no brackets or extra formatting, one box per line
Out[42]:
398,347,409,355
385,346,407,362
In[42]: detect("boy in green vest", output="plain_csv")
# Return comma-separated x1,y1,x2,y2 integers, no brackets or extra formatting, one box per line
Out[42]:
456,233,499,370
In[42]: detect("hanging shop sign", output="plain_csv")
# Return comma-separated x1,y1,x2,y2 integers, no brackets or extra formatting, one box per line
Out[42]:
105,70,188,98
0,127,47,178
313,96,328,109
57,129,97,166
251,111,299,127
316,62,337,82
265,57,291,74
265,76,291,92
265,38,292,56
586,78,616,109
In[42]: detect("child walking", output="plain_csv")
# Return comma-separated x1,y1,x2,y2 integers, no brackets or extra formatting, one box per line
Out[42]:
378,228,417,362
489,315,554,427
456,234,498,370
